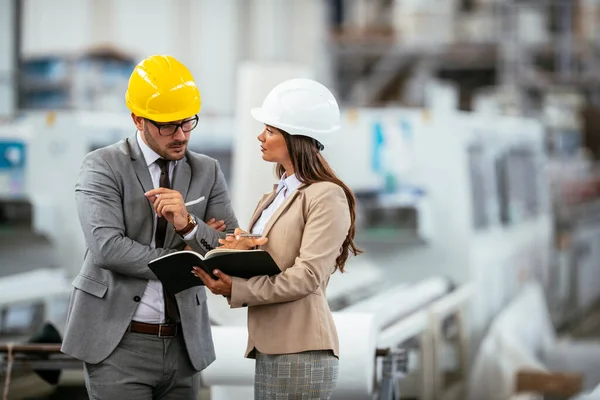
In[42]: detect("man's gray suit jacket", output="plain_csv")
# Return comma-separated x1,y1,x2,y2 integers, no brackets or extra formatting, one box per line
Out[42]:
61,134,239,371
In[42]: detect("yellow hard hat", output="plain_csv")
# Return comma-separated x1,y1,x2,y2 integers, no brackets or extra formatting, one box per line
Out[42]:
125,55,201,122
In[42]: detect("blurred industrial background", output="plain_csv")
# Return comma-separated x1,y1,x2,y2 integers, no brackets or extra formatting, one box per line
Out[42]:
3,0,600,399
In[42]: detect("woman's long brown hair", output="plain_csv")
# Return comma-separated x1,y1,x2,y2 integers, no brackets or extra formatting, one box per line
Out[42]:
276,128,363,273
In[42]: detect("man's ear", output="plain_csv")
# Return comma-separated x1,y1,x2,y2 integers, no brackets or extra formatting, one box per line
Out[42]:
131,113,144,131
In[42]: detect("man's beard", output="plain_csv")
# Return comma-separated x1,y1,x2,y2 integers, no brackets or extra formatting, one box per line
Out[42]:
143,125,187,161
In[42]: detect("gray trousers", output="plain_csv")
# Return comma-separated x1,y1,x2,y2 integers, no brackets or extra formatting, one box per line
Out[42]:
83,331,200,400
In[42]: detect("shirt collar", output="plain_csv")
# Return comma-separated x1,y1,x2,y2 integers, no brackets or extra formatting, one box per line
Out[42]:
276,172,302,195
136,131,177,167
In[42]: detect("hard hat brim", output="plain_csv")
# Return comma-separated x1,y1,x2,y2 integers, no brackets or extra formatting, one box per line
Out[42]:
250,107,269,126
250,106,338,147
251,107,338,135
251,107,298,134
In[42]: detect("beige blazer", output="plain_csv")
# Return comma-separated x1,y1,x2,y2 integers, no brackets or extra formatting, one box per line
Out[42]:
229,181,351,359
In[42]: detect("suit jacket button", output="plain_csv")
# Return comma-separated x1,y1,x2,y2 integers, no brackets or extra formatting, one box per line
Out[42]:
242,302,248,307
133,296,141,302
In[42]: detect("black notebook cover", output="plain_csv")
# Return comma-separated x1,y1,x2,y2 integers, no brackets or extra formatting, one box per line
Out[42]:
148,250,281,294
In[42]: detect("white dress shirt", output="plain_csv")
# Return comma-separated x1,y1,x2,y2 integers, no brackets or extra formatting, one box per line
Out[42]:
251,173,303,235
132,132,197,324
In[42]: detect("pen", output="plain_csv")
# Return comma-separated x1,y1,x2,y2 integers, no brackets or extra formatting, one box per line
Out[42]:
150,194,205,207
226,233,263,238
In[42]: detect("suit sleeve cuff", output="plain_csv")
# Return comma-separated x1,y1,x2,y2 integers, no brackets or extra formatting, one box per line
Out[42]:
182,224,199,241
230,277,250,308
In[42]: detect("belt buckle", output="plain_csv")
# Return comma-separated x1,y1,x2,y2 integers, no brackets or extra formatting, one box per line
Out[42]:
157,323,175,338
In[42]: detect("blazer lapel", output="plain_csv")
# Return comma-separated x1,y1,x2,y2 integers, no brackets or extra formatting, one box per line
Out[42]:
127,136,154,217
165,156,192,246
247,189,278,232
260,186,304,238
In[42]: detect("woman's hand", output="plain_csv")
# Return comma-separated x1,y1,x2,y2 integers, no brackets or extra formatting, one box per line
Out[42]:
192,268,232,296
217,227,268,250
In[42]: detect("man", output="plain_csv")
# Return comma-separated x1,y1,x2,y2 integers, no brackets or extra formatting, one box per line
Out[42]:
61,54,239,399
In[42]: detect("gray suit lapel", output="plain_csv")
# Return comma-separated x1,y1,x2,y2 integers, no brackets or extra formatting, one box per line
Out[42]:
165,156,192,246
127,136,154,217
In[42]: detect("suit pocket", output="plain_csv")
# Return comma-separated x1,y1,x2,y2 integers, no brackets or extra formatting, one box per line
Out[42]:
185,196,206,207
187,198,207,215
72,274,108,299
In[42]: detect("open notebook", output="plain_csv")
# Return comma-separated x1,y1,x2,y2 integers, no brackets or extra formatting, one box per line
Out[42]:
148,248,281,294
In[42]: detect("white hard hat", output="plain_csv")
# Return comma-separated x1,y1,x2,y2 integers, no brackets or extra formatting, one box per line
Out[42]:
251,78,341,148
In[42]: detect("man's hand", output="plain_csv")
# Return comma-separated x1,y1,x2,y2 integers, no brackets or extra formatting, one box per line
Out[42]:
206,218,226,232
217,227,268,250
145,188,188,230
192,267,232,296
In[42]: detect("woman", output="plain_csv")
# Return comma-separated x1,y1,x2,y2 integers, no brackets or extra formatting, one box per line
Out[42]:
193,78,362,399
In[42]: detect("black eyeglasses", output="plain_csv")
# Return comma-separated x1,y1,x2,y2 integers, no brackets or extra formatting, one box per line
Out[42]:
146,115,199,136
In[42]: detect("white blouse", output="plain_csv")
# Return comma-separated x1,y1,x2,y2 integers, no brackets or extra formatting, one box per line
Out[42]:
251,173,302,235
